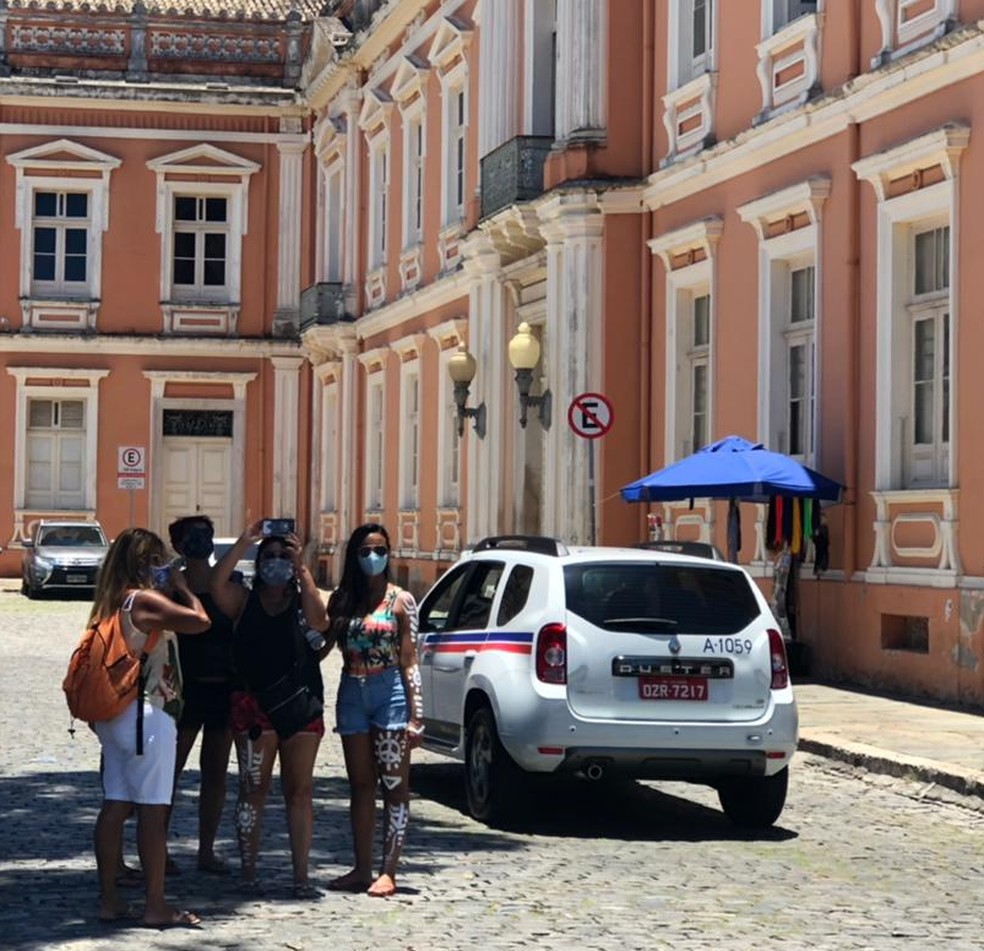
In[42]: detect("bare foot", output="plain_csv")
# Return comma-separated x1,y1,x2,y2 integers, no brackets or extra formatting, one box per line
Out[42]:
98,898,138,923
141,906,201,929
197,854,229,874
328,869,373,892
367,873,397,898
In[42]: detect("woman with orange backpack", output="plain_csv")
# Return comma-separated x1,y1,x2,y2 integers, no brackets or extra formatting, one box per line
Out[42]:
88,528,210,928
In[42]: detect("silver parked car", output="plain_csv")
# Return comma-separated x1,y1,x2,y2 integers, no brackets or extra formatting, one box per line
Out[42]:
210,537,258,587
21,520,110,598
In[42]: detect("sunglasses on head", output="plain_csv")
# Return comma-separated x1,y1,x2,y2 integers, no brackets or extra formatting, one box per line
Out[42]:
358,545,388,558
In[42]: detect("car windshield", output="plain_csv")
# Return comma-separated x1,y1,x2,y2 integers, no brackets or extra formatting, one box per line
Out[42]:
39,526,105,547
564,561,760,636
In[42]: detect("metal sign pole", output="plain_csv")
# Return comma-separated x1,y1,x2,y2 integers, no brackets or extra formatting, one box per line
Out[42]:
588,439,596,546
129,487,135,528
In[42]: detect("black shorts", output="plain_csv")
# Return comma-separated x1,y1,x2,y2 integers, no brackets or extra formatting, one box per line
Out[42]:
179,680,233,732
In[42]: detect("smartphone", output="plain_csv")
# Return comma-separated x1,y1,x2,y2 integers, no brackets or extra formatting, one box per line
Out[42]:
261,518,295,537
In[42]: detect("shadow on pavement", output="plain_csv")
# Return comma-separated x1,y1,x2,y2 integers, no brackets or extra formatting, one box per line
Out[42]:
411,762,798,844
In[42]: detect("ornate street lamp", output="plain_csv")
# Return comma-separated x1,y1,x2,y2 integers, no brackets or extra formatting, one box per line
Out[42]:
507,321,551,429
447,342,486,438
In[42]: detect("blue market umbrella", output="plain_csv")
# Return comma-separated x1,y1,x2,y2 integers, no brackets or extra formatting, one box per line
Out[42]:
620,435,842,504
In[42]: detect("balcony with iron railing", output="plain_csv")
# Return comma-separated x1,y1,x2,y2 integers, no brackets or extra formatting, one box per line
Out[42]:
480,135,553,220
300,281,352,328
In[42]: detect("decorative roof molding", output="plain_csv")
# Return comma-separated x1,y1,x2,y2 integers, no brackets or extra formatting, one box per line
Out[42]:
852,123,970,202
427,14,472,73
647,216,724,266
5,138,121,172
357,346,390,373
391,54,429,111
736,176,832,238
391,332,427,360
313,114,346,162
146,142,261,177
357,87,394,137
426,317,468,349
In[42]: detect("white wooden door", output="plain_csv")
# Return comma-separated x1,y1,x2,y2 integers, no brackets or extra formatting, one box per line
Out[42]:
161,438,233,536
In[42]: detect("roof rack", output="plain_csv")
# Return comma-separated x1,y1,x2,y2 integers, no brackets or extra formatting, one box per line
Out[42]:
471,535,569,556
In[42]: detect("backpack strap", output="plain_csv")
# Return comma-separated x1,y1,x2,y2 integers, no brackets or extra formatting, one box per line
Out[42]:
120,592,162,756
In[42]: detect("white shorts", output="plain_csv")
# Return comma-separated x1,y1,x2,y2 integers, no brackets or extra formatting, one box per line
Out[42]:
94,700,177,805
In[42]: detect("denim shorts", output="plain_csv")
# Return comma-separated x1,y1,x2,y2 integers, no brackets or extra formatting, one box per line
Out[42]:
335,667,407,736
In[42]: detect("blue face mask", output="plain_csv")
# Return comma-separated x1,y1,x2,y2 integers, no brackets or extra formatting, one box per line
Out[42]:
150,564,171,590
181,527,214,560
358,551,388,577
259,557,294,587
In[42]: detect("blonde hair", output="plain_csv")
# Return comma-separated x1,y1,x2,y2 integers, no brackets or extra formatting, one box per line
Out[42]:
89,527,166,625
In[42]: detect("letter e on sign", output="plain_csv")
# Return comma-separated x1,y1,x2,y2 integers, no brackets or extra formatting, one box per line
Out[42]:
567,392,614,440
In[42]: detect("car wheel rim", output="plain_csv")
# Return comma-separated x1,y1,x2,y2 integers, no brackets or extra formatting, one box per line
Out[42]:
469,723,492,804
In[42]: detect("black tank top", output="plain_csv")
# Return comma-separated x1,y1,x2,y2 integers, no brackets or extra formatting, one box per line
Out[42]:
177,590,234,684
233,589,324,700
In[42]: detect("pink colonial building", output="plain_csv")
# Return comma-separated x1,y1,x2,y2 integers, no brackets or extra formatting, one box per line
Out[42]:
4,0,984,706
0,2,320,550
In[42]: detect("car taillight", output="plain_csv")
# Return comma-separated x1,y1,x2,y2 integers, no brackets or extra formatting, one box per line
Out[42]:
767,627,789,689
535,622,567,685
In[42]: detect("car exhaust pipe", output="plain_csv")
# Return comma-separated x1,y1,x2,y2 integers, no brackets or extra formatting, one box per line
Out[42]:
585,762,605,781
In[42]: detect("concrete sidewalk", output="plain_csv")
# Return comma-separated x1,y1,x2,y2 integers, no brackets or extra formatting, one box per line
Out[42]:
795,681,984,799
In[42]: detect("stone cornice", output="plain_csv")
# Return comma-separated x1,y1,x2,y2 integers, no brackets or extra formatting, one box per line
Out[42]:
0,332,303,359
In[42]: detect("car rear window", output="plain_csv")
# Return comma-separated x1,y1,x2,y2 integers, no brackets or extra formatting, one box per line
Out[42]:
563,562,760,636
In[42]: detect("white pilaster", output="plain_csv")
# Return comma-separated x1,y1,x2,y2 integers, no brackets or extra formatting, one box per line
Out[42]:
275,142,306,334
555,0,608,142
341,86,363,313
462,234,504,543
539,193,605,544
271,356,304,519
337,332,359,563
477,0,519,158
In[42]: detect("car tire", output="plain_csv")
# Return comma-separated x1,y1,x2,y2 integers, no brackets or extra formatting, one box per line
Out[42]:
25,578,40,600
717,767,789,828
464,706,524,826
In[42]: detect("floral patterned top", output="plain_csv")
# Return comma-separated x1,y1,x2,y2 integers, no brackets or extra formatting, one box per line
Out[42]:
121,590,184,720
341,585,416,674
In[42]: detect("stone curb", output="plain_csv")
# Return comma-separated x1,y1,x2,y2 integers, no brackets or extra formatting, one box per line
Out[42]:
799,731,984,800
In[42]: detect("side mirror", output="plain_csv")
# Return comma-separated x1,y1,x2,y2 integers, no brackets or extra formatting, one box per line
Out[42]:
22,538,34,549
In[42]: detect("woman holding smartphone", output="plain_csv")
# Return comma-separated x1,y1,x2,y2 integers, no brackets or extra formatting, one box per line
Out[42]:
210,520,330,898
326,522,422,898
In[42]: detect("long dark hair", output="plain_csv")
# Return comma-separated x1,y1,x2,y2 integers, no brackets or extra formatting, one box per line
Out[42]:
328,522,391,638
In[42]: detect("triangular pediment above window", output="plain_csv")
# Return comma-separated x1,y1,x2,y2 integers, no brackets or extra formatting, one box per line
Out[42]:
6,138,121,172
146,144,261,178
427,15,473,72
314,114,347,162
358,88,394,136
391,54,430,108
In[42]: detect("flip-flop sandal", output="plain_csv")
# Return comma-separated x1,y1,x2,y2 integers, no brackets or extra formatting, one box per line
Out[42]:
141,910,201,930
197,857,231,875
367,885,397,898
292,882,323,900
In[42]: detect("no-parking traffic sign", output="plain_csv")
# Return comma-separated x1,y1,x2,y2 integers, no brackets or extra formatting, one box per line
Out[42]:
118,445,146,490
567,392,614,440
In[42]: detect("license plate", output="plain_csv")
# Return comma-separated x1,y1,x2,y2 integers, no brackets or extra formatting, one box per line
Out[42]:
638,676,708,701
66,574,89,584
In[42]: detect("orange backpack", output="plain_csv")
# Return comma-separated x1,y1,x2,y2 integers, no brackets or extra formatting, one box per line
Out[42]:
63,604,160,725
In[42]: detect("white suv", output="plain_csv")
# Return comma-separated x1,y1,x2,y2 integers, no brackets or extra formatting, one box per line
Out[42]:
416,536,798,828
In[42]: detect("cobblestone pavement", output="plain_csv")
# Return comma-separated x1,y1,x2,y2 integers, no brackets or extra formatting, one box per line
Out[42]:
2,589,983,951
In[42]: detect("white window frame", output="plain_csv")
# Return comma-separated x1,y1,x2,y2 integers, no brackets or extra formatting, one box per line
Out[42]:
429,18,472,228
7,367,108,520
649,218,723,463
873,0,958,63
166,193,233,303
359,349,389,514
6,140,120,330
147,145,257,309
368,140,389,271
668,0,718,91
853,125,966,491
403,114,426,250
765,0,818,34
314,115,347,286
430,321,467,508
322,380,340,512
737,177,830,466
399,365,421,510
28,190,93,299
